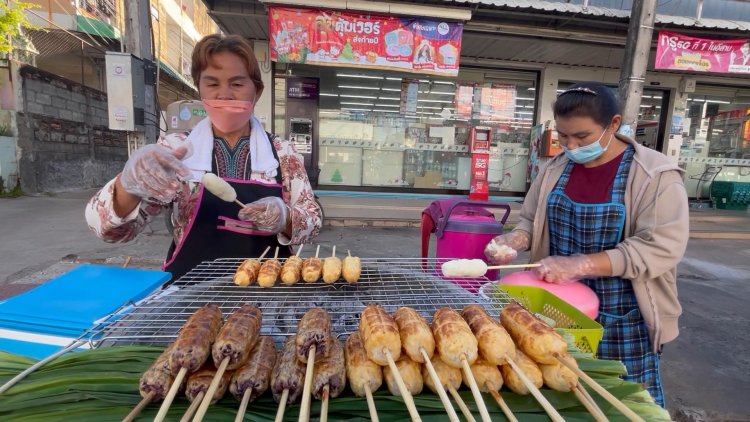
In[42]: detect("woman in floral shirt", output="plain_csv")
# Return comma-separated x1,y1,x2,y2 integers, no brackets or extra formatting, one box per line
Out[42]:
85,34,322,279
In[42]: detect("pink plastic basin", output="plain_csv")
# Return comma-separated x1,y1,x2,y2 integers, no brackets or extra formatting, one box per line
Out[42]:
499,271,599,319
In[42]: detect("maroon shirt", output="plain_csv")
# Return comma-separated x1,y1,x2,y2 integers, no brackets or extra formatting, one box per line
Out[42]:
564,151,626,203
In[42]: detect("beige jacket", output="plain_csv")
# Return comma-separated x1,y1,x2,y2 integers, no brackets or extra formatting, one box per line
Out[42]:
515,134,689,351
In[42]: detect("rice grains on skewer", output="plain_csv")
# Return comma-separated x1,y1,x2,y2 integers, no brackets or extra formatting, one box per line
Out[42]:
296,308,333,422
180,361,233,422
394,307,459,422
312,337,347,422
281,245,305,285
192,304,262,422
359,304,422,422
345,332,383,422
301,245,323,283
272,336,307,422
154,304,223,422
230,336,278,422
233,246,271,286
123,343,178,422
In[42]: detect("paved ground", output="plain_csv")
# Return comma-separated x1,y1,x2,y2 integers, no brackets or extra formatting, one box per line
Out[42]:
1,190,749,420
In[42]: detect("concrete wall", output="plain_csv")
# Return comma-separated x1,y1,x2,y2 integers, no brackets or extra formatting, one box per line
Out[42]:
15,66,127,193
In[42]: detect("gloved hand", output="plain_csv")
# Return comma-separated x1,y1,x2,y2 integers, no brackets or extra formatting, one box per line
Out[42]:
484,230,531,265
238,197,289,234
533,255,596,284
119,144,191,203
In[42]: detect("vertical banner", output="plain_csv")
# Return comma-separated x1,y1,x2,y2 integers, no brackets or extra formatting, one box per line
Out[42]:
469,153,489,201
269,7,464,76
655,31,750,74
400,79,419,115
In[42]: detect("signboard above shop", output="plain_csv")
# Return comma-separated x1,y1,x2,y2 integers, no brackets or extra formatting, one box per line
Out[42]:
655,31,750,75
269,7,463,76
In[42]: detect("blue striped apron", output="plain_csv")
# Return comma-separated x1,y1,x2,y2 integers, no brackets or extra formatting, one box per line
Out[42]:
547,145,665,407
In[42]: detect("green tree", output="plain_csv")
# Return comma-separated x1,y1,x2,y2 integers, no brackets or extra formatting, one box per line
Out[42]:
0,2,38,55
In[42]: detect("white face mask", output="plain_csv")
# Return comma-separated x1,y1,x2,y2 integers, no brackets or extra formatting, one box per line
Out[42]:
563,128,613,164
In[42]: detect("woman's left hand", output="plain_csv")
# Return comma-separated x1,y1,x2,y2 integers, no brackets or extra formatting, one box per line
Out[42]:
533,255,596,284
238,197,289,234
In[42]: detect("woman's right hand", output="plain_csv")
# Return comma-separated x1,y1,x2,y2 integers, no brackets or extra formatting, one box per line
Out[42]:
118,144,191,203
484,230,531,265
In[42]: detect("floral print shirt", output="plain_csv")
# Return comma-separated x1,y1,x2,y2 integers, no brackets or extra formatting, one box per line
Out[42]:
85,133,322,250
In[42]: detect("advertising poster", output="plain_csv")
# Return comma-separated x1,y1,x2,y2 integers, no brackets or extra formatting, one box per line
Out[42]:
480,84,516,122
455,84,474,120
527,124,544,183
269,7,464,76
655,31,750,74
469,153,489,201
400,79,419,115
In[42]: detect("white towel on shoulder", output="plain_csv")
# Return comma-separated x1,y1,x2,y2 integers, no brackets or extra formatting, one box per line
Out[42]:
181,116,279,182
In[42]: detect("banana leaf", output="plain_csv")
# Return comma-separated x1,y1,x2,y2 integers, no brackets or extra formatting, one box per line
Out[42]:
0,346,671,421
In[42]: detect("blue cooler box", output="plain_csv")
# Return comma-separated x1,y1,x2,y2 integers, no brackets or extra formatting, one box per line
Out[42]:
0,265,170,358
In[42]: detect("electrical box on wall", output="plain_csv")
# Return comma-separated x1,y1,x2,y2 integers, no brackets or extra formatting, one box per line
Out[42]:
105,52,145,131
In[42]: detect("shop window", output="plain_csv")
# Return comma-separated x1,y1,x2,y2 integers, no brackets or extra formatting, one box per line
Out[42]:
681,85,750,198
274,65,537,193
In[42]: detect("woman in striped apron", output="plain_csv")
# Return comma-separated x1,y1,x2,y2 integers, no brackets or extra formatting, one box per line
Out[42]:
486,82,690,407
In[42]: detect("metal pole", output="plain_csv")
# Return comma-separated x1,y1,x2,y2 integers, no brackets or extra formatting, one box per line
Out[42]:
124,0,158,146
617,0,657,137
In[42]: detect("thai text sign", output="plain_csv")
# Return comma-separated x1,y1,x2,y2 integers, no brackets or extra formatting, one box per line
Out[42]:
269,7,463,76
655,31,750,74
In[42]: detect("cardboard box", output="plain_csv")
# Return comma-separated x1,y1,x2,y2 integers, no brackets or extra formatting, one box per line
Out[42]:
414,171,442,189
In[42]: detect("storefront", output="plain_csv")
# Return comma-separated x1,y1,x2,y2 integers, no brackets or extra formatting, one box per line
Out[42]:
202,0,750,198
273,64,538,194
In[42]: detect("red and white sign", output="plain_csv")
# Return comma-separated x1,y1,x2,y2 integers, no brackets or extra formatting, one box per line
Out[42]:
269,7,463,76
470,153,489,201
655,31,750,74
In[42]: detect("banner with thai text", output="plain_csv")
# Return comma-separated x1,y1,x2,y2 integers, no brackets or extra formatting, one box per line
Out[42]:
655,31,750,74
269,7,463,76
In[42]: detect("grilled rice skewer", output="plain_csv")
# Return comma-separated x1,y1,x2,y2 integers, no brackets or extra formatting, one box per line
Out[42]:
230,337,277,422
345,332,382,422
155,304,223,422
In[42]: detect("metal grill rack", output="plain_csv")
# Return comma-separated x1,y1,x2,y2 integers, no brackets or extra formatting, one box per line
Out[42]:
88,258,514,349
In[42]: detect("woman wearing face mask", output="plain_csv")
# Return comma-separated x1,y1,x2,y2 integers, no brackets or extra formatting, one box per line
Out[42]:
485,82,688,407
85,34,322,280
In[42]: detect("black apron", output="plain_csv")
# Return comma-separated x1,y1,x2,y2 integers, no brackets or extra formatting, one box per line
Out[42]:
163,137,290,280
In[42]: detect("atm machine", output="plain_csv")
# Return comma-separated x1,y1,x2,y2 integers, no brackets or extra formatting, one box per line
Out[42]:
285,77,320,187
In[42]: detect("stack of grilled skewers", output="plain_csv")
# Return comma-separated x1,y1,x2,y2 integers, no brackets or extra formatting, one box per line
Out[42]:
125,301,645,422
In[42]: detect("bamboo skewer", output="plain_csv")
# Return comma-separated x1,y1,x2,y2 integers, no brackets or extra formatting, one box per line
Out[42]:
364,386,379,422
383,348,422,422
506,356,565,422
259,246,271,260
460,356,493,422
554,353,644,422
274,389,289,422
487,263,541,270
298,346,316,422
315,245,320,258
320,385,330,422
577,382,606,418
574,384,608,422
233,199,246,208
181,391,205,422
296,244,304,256
192,357,230,422
420,349,460,422
234,388,252,422
487,388,518,422
447,386,477,422
122,391,154,422
331,245,336,258
155,367,187,422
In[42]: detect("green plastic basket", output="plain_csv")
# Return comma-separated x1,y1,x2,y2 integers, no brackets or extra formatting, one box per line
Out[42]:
483,284,603,355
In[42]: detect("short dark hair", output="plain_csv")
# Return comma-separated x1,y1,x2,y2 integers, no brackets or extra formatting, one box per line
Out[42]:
191,34,264,95
553,82,621,127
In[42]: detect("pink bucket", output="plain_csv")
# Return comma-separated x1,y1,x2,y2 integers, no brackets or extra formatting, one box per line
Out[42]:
421,200,510,292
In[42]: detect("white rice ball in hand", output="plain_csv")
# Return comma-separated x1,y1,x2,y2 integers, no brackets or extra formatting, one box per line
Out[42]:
441,259,488,277
202,172,237,203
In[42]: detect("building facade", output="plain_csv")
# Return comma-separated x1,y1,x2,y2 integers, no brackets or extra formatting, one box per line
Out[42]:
204,0,750,198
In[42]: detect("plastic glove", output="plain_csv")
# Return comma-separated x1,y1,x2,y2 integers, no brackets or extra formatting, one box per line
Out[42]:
533,255,596,284
119,144,191,203
238,196,289,234
484,230,531,265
